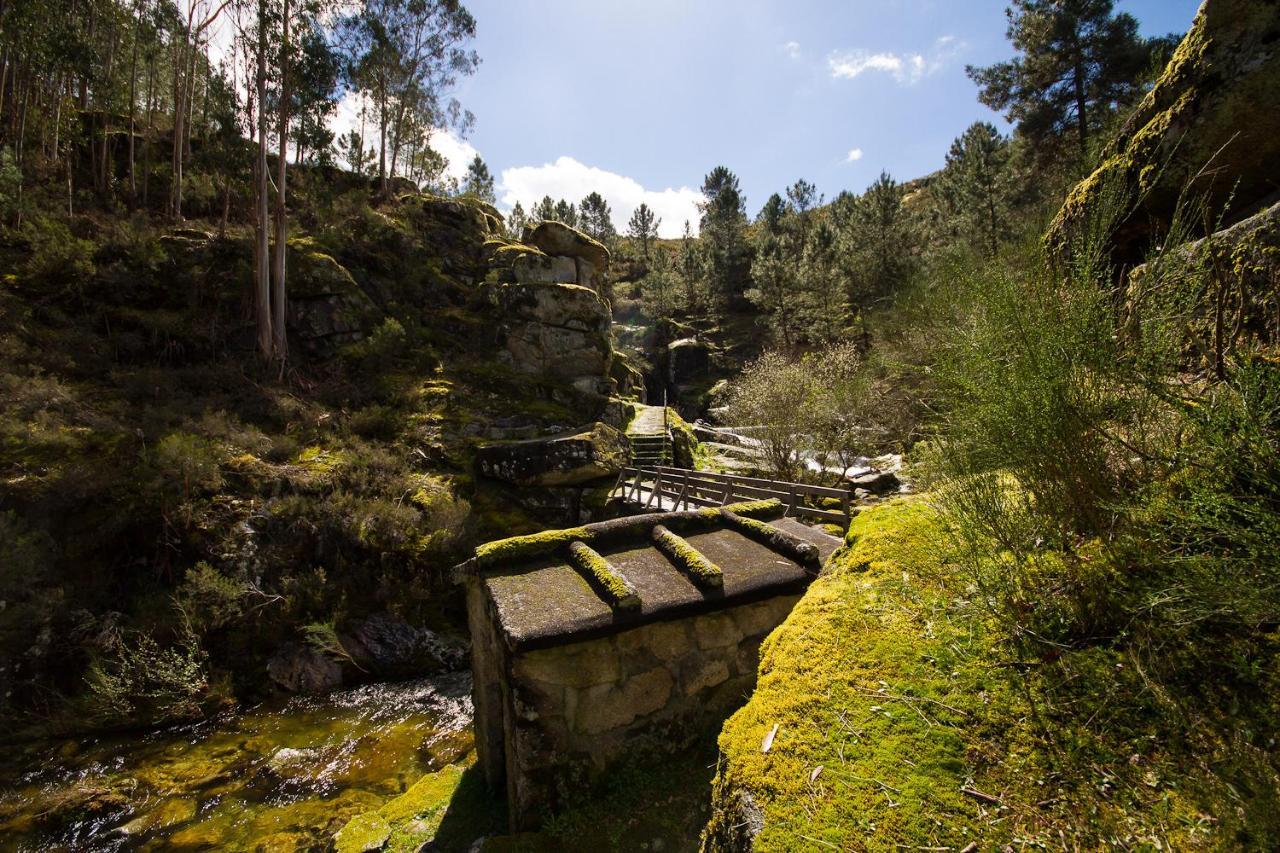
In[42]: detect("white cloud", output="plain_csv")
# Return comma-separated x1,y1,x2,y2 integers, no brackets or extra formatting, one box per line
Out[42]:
828,50,923,83
783,40,802,60
845,148,864,163
499,156,701,239
828,35,965,85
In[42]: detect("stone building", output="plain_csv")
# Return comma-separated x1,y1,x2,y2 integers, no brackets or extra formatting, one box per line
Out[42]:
455,500,840,830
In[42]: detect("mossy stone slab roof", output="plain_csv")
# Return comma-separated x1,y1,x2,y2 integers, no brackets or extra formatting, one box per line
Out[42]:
468,505,841,652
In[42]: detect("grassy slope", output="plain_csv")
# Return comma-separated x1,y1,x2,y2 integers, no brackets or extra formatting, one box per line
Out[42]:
0,191,600,733
705,499,1280,850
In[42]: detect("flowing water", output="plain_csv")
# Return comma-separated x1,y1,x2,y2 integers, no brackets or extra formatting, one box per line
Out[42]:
0,673,477,852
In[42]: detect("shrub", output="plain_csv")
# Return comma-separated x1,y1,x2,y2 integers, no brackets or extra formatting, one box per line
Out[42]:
82,628,209,727
175,562,249,634
21,216,96,293
154,432,224,498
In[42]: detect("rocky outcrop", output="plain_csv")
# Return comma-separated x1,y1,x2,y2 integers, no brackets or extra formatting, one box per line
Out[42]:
487,280,615,396
610,351,646,399
523,220,611,293
287,245,381,353
1124,197,1280,362
668,337,711,386
341,613,468,678
476,421,629,487
1046,0,1280,266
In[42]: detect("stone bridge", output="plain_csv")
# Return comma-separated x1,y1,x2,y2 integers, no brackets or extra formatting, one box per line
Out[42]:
454,499,841,831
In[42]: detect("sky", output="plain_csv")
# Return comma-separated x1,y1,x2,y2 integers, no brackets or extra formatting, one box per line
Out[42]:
404,0,1202,237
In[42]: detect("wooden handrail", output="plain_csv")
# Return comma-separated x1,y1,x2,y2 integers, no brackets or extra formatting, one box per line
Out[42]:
614,464,856,526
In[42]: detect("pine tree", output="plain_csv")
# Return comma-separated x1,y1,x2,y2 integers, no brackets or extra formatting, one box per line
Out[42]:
463,155,495,203
553,199,579,228
627,203,660,259
532,196,557,223
507,201,529,236
678,220,704,315
937,122,1011,256
579,192,616,243
747,193,801,347
838,172,914,302
698,166,751,315
967,0,1168,156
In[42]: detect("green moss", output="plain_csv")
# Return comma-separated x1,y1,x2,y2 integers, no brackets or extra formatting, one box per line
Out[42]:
567,541,641,610
718,498,783,518
335,763,480,853
472,526,592,568
719,509,820,566
705,497,1280,850
334,812,392,853
651,524,723,588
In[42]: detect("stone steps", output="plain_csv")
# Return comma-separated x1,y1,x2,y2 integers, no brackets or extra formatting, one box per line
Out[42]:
629,432,671,468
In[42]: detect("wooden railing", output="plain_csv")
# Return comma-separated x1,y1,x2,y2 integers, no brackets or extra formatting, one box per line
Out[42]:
613,464,853,526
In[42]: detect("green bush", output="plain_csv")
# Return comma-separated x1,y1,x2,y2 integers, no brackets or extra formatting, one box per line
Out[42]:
82,628,209,728
154,432,224,498
21,216,96,292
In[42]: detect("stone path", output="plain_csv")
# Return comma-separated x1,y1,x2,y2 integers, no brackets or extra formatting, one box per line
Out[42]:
627,404,667,436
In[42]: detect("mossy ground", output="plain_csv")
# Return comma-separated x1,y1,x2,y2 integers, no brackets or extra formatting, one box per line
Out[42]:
705,498,1280,850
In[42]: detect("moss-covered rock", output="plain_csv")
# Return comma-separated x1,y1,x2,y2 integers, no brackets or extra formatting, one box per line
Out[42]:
651,524,723,589
1046,0,1280,265
286,242,383,352
476,422,629,487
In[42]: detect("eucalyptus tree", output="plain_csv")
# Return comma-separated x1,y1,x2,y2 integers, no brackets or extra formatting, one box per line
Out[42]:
343,0,478,194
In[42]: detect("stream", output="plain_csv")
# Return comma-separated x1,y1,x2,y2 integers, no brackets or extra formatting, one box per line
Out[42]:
0,673,475,851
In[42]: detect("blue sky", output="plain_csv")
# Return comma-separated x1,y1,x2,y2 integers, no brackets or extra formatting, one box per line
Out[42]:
442,0,1202,235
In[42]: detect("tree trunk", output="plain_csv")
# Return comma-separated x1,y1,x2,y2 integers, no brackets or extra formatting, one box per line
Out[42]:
171,32,185,218
1072,60,1089,156
255,0,273,362
127,0,141,203
271,0,290,365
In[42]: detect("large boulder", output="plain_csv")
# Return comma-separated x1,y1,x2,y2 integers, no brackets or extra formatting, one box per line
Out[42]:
524,220,611,270
476,422,629,486
1046,0,1280,266
286,246,381,352
1124,198,1280,360
341,613,467,677
667,337,710,386
267,643,343,694
513,253,578,284
487,281,614,391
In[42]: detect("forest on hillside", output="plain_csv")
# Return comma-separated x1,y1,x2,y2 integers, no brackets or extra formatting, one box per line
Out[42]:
2,0,1280,849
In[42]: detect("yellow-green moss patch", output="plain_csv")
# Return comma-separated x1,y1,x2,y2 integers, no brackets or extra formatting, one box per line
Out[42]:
719,509,820,566
473,526,592,568
567,541,641,610
651,524,723,588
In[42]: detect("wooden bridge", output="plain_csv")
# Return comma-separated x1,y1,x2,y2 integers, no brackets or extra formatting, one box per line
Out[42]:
612,464,855,528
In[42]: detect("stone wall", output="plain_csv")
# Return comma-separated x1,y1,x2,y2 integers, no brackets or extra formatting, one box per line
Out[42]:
468,590,801,831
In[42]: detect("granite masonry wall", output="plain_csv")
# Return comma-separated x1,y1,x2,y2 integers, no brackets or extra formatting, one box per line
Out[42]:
468,588,802,831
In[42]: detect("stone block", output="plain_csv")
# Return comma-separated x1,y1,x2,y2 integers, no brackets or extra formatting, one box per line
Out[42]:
693,612,743,651
514,254,578,284
731,595,800,639
734,636,764,678
681,658,730,697
513,640,620,689
574,667,673,735
617,620,692,663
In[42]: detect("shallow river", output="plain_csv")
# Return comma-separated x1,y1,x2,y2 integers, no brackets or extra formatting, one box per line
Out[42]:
0,673,475,851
